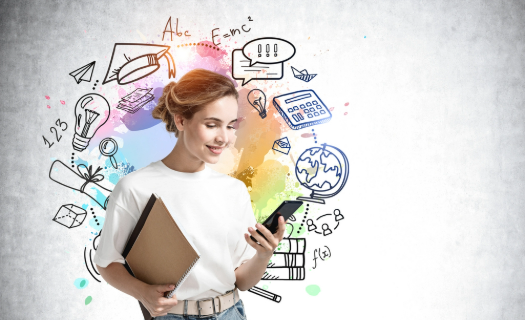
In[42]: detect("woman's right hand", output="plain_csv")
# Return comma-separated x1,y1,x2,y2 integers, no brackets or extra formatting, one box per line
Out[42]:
138,283,179,317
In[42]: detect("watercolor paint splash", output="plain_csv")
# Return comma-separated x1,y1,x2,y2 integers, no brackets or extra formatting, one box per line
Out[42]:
305,284,321,296
74,278,88,289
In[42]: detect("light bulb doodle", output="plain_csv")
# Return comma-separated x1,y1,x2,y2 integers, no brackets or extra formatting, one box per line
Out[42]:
72,94,110,152
295,143,348,204
99,138,119,169
247,89,267,119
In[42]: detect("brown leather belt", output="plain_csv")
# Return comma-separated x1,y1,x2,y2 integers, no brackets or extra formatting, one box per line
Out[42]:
167,288,240,316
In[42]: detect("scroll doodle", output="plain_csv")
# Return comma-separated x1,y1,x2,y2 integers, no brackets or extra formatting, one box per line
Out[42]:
49,161,112,209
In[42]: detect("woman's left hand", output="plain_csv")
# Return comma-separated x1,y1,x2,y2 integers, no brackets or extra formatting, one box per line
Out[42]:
245,216,286,259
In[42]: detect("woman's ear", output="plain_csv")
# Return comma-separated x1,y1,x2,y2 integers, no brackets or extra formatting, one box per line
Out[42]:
173,113,185,132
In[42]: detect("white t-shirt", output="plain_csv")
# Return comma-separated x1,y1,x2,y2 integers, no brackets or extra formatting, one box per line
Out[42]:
94,160,257,300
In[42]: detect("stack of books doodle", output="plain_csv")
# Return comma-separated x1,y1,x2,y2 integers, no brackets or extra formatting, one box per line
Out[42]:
262,238,305,280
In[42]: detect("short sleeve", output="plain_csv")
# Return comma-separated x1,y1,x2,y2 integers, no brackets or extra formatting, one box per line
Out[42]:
94,181,137,268
231,182,257,270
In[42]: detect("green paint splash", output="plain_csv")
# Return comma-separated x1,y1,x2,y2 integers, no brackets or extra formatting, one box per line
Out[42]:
85,296,92,305
306,285,321,296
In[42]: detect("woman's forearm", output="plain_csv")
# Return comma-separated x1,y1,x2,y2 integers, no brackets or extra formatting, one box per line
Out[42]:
234,252,271,291
97,262,147,300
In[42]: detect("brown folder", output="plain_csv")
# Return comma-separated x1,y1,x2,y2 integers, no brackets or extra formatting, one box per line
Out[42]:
122,194,200,320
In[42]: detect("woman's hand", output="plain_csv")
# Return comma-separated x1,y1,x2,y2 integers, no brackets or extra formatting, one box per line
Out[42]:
137,283,179,317
245,216,286,259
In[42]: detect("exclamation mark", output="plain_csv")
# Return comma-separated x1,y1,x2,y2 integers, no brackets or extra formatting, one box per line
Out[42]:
258,44,262,57
274,44,278,57
266,44,270,57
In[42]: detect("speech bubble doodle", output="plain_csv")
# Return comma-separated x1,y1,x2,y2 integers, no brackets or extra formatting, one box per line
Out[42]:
242,37,296,66
231,49,284,86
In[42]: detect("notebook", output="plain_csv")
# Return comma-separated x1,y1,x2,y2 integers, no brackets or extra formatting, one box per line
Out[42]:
122,193,201,319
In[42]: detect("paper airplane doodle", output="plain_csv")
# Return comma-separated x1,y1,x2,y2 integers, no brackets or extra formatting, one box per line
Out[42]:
272,137,291,155
117,88,154,114
69,61,96,84
291,66,317,82
103,43,176,85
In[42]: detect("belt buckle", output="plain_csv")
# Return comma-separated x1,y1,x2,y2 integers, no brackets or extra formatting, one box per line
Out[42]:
196,296,216,317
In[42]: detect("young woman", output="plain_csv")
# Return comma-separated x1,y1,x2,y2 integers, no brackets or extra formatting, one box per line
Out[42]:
94,69,285,319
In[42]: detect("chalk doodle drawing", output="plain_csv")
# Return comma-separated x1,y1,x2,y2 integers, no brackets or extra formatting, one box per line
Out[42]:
72,94,110,152
231,37,295,85
117,88,154,114
84,230,102,282
247,89,267,119
248,286,282,303
295,143,349,204
102,43,176,85
272,137,291,155
291,66,317,82
307,209,344,236
69,61,95,84
52,204,87,229
99,138,119,169
273,90,331,130
42,118,68,148
262,238,306,281
49,161,112,209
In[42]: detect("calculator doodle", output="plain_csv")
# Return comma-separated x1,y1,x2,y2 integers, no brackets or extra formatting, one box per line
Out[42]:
272,90,331,130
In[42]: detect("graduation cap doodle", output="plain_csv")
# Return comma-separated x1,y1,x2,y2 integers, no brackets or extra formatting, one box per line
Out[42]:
291,66,317,83
102,43,176,85
69,61,96,84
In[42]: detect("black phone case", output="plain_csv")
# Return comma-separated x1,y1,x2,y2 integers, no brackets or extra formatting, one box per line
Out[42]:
250,200,303,243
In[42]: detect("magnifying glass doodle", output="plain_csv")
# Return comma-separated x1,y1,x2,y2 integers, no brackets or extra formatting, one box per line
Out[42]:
99,138,118,169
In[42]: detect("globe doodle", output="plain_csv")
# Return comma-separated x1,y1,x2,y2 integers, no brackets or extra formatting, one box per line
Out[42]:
295,143,348,204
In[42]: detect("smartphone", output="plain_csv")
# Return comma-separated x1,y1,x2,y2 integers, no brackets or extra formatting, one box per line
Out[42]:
250,200,303,243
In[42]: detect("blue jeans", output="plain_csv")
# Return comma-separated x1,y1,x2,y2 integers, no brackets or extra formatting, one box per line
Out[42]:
154,299,247,320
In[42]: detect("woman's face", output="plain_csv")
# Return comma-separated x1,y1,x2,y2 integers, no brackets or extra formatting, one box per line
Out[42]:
177,95,239,165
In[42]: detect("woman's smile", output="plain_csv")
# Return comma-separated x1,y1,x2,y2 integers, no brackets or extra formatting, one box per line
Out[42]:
206,145,224,154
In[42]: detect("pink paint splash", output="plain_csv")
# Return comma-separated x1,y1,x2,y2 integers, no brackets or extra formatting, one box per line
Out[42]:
344,102,349,106
344,112,348,115
60,100,65,105
47,105,51,109
329,107,334,111
45,96,50,100
301,133,314,138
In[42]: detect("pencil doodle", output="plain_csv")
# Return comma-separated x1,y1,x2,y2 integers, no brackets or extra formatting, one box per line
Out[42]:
247,286,282,303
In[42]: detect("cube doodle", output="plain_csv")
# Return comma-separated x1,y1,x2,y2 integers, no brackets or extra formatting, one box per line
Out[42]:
53,204,87,228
